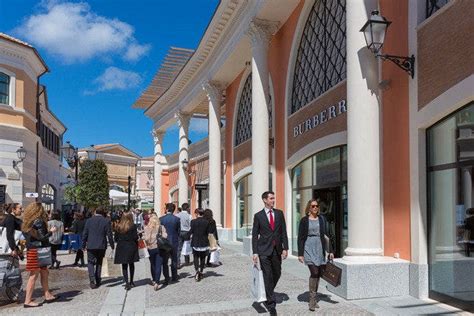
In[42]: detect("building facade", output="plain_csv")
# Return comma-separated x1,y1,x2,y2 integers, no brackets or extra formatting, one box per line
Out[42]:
0,33,66,210
135,0,473,310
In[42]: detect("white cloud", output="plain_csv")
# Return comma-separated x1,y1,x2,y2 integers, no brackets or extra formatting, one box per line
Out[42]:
87,66,141,94
14,1,150,63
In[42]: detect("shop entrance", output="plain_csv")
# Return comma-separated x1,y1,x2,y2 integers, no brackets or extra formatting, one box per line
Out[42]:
313,187,344,258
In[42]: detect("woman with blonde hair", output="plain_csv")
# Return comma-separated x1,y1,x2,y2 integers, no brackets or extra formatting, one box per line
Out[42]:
297,199,334,311
114,211,139,290
21,202,59,308
144,213,168,291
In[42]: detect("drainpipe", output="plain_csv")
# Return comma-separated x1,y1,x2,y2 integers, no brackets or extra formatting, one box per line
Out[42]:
35,69,48,195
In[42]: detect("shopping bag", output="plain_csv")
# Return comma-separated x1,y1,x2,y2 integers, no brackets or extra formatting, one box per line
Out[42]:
37,247,52,267
209,247,220,264
181,240,192,256
139,247,149,259
138,239,146,249
250,263,266,302
208,234,218,251
322,260,342,287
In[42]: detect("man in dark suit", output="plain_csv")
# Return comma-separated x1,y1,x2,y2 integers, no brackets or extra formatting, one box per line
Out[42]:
252,191,289,315
160,203,181,283
82,207,115,289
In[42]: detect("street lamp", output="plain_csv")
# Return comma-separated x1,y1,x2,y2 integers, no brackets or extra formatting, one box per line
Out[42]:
84,145,98,161
360,10,415,78
61,141,79,181
12,147,27,168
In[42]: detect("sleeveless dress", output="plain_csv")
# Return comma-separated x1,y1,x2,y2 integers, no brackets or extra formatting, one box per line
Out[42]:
303,219,326,266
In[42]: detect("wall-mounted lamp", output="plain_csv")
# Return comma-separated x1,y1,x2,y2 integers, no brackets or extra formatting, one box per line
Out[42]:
181,158,189,171
360,10,415,78
222,160,227,174
12,147,27,168
147,169,153,180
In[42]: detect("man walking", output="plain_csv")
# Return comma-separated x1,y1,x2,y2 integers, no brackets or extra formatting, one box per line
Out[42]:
252,191,289,315
160,203,181,283
82,207,115,289
176,203,192,268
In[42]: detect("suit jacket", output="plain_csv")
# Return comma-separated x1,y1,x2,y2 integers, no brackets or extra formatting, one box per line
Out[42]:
190,217,211,248
297,215,332,257
160,213,181,247
252,208,289,256
82,215,114,250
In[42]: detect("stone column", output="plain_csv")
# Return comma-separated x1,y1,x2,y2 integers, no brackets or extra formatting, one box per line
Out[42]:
345,0,383,257
203,81,223,227
247,18,278,215
175,111,191,207
152,129,165,213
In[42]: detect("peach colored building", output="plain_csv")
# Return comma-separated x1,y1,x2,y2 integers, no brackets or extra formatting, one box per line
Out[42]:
0,33,66,210
135,0,474,310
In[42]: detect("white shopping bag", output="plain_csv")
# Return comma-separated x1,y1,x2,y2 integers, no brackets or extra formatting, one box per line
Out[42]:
250,263,266,302
181,240,192,256
209,247,221,264
139,247,150,259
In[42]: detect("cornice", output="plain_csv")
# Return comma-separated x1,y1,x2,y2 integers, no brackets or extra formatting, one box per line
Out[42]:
0,39,47,81
145,0,261,122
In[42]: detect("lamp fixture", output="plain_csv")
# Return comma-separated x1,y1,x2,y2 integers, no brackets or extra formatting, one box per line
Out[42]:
360,10,415,78
12,147,27,168
181,158,189,171
84,144,98,161
147,169,153,180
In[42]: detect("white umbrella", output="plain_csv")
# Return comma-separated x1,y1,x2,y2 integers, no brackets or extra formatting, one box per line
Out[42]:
109,189,137,204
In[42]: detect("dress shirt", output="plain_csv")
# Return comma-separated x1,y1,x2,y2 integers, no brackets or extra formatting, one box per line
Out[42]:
264,207,274,223
176,211,191,232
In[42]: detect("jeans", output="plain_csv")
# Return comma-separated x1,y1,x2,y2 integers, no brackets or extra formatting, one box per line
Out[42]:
148,248,164,283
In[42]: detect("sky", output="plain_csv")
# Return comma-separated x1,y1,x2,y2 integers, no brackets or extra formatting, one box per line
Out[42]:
0,0,219,157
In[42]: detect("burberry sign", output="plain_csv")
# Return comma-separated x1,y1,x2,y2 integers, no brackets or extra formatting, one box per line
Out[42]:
292,100,347,138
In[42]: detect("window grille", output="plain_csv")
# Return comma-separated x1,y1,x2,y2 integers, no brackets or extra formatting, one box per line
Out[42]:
290,0,346,114
426,0,449,19
0,72,10,104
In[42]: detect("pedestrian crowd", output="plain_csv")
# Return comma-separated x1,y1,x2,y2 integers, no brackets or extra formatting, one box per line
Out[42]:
0,190,339,315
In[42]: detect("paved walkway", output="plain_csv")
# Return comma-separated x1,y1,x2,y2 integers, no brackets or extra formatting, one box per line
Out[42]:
0,242,470,315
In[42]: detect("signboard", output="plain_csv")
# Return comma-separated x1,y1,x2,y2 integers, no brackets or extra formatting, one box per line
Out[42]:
0,185,5,204
25,192,39,198
195,184,208,190
292,99,347,138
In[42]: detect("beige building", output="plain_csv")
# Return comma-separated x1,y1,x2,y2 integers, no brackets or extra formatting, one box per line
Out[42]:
0,33,66,210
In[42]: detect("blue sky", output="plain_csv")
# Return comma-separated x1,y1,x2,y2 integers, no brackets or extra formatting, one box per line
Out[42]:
0,0,219,157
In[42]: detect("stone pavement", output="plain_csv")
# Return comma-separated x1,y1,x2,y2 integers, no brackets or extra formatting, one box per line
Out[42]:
0,243,470,315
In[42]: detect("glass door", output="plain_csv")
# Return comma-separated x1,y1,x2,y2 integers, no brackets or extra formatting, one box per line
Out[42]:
314,187,343,257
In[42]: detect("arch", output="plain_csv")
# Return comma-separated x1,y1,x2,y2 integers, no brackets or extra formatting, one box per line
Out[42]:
289,0,346,115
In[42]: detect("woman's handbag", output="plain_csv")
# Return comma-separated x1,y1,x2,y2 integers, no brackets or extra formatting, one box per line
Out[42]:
322,259,342,287
156,226,172,253
208,233,218,251
37,246,52,267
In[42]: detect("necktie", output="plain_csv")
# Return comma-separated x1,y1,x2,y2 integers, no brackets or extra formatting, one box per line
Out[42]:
269,210,275,231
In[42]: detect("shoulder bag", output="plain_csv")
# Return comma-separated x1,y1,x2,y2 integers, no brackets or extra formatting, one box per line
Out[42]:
156,226,172,253
322,259,342,287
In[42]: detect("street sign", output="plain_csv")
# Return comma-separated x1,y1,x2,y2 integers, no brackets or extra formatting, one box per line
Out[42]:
25,192,39,198
195,184,208,190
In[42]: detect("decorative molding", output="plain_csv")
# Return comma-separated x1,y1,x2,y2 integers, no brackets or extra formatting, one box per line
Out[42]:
151,129,165,145
246,18,280,48
0,39,47,81
202,81,223,104
175,111,191,129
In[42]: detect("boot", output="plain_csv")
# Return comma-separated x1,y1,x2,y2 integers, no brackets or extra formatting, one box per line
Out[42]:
184,255,190,265
309,277,319,311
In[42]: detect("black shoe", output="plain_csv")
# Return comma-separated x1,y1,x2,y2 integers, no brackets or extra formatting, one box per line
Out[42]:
268,306,277,316
171,276,178,282
194,272,200,282
124,283,131,291
96,279,102,287
130,282,136,288
162,279,170,286
55,261,61,269
90,282,97,289
73,262,78,266
23,303,42,308
49,265,55,270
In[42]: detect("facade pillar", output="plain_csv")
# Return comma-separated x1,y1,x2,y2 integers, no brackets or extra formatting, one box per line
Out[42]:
345,0,383,257
203,81,223,226
152,129,165,213
176,111,191,207
247,19,278,215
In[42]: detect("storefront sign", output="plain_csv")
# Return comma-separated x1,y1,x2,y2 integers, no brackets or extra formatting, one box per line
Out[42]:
292,100,347,138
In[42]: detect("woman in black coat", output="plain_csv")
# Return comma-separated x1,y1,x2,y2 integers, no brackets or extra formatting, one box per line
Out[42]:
189,208,211,281
113,212,139,290
71,212,86,266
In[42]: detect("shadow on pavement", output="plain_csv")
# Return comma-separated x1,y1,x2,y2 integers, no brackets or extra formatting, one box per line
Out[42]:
49,290,82,303
297,291,340,304
102,276,123,287
251,301,268,314
274,292,290,303
203,271,224,278
178,272,191,278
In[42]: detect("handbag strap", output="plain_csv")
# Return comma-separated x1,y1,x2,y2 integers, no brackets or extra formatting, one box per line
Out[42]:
158,225,162,237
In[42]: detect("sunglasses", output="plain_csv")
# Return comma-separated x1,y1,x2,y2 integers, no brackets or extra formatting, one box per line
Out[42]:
310,204,319,208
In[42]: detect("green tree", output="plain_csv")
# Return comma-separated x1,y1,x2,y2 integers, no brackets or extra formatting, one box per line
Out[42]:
76,159,110,208
63,184,78,203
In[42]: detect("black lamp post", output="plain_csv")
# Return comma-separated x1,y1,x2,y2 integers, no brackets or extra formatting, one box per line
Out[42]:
61,141,79,182
360,10,415,78
127,175,132,211
12,147,27,168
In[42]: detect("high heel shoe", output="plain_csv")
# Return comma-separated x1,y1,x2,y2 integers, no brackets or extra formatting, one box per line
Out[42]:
124,283,131,291
130,281,136,288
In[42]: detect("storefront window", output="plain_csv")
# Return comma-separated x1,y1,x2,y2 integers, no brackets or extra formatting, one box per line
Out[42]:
427,102,474,311
41,184,55,212
291,145,347,256
236,174,252,241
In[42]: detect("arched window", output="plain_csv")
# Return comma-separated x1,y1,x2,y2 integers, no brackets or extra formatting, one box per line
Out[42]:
290,0,346,114
234,73,273,146
0,72,10,105
41,184,56,212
